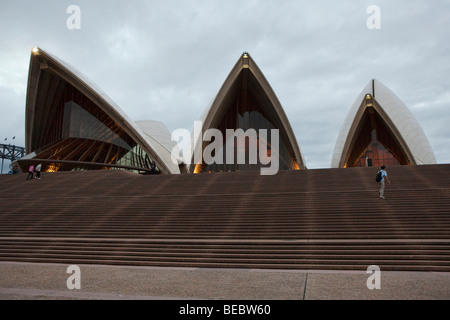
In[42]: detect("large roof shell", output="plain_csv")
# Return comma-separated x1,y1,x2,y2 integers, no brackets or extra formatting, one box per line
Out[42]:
135,120,181,174
192,52,306,170
331,79,437,168
25,47,178,174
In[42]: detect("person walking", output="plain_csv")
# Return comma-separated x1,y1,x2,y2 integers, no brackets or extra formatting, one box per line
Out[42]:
378,165,391,199
150,161,157,174
26,164,35,180
35,163,42,179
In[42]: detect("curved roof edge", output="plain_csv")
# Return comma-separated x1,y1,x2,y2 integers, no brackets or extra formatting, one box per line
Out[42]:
193,52,307,170
331,79,437,168
135,120,181,174
25,47,178,174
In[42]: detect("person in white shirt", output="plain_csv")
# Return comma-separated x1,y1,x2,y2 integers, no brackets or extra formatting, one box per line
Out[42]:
379,165,391,199
35,163,42,179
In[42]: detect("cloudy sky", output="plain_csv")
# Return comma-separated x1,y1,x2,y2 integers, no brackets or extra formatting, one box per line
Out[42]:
1,0,449,172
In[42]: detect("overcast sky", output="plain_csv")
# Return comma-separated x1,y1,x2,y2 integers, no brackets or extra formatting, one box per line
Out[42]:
1,0,449,172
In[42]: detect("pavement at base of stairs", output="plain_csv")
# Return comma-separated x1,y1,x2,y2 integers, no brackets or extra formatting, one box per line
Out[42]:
0,261,449,300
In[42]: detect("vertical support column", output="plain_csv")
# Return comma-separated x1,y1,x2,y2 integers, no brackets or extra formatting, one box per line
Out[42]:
240,53,250,172
1,145,4,174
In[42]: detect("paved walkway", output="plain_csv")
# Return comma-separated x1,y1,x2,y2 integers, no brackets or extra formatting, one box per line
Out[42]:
0,261,449,300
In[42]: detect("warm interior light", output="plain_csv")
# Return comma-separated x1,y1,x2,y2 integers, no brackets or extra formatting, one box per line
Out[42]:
46,163,60,172
32,47,39,54
193,163,203,174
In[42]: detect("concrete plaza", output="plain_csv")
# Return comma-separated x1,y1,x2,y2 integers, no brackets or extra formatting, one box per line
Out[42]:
0,261,448,300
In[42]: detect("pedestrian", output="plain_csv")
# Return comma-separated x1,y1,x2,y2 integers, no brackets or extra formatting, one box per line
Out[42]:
378,165,391,199
150,161,157,174
35,163,42,179
26,164,34,180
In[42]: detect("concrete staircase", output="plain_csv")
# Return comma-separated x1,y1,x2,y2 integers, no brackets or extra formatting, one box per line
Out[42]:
0,165,449,271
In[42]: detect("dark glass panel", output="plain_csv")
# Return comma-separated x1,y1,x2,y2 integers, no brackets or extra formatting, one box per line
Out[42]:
201,73,294,173
62,101,131,150
30,79,158,173
347,108,410,168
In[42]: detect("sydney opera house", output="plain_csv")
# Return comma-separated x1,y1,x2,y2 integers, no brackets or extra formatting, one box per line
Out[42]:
331,79,437,168
17,47,437,174
19,47,181,174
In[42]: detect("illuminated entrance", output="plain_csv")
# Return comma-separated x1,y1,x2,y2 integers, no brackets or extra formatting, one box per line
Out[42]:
332,79,437,168
345,95,411,168
19,47,178,174
192,52,306,173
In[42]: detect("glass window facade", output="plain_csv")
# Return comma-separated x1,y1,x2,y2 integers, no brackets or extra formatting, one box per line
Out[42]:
346,106,410,168
29,74,156,173
62,101,131,150
199,71,297,173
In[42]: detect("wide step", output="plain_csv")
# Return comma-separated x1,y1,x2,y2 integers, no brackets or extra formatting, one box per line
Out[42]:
1,164,449,271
